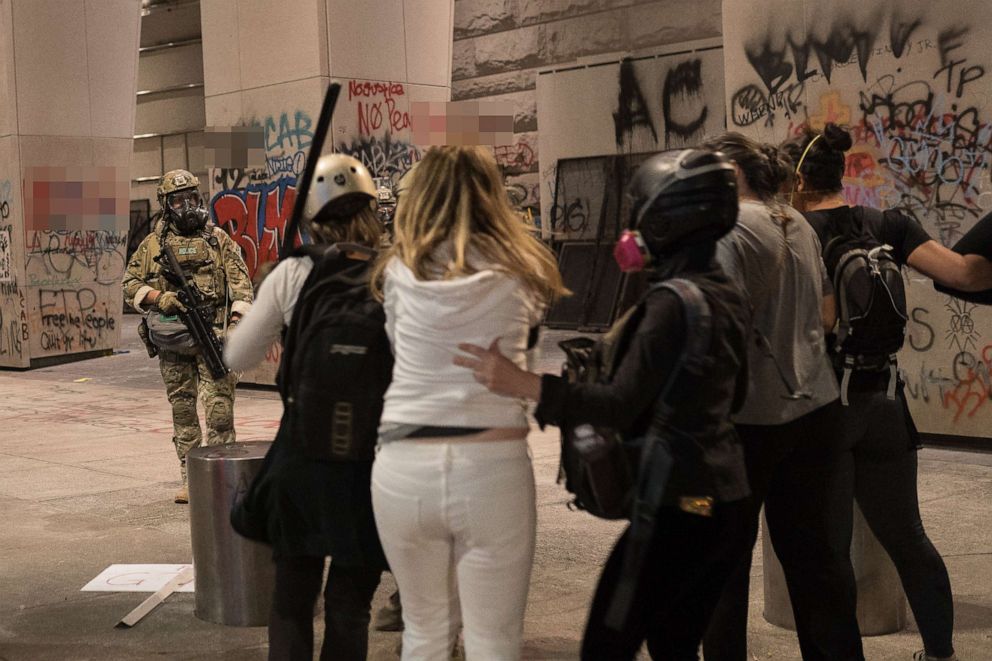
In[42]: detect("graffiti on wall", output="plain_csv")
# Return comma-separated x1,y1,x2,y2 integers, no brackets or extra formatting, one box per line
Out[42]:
901,300,991,424
537,47,726,237
35,286,116,354
24,230,128,288
337,134,421,189
614,56,713,151
0,279,28,360
724,0,992,436
211,177,300,279
0,226,11,284
209,110,315,279
348,79,411,137
0,177,25,361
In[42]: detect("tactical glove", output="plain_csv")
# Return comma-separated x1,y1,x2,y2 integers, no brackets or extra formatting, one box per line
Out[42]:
157,291,186,314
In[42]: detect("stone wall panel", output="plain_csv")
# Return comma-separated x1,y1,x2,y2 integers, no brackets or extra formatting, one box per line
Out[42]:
472,24,544,77
452,68,537,100
622,0,721,49
454,0,517,39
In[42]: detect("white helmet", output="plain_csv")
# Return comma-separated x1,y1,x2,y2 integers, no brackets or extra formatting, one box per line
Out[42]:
304,153,376,221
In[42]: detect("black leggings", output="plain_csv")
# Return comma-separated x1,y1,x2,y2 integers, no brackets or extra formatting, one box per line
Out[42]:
703,400,864,661
268,556,382,661
581,500,750,661
843,382,954,658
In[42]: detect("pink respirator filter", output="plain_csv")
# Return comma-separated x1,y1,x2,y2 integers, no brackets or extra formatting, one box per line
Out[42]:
613,230,648,272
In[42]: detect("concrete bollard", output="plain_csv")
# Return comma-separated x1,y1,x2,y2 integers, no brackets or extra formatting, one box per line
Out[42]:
188,441,275,626
762,503,907,635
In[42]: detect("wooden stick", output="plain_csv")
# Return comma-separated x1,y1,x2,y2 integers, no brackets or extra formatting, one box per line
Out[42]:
115,565,194,628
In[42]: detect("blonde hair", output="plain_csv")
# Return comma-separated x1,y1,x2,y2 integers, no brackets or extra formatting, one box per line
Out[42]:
371,146,567,304
309,205,382,248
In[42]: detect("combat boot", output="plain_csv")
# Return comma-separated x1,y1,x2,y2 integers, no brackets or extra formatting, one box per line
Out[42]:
174,485,189,504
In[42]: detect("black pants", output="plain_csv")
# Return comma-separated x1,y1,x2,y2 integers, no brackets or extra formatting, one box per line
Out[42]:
703,400,864,661
843,382,954,658
268,556,382,661
581,499,749,661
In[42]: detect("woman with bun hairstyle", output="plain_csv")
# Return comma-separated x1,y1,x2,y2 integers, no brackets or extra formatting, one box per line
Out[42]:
782,122,992,661
368,146,567,660
700,133,863,661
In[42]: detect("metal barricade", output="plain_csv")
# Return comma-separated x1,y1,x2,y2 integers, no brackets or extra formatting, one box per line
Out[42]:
188,441,274,626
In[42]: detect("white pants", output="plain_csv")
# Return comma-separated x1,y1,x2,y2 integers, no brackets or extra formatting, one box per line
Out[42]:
372,438,536,661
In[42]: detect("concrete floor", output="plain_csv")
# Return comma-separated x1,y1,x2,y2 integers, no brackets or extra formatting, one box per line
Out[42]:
1,316,990,660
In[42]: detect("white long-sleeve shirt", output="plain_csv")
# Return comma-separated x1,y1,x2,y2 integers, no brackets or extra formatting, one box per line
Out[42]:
380,257,543,429
223,257,313,372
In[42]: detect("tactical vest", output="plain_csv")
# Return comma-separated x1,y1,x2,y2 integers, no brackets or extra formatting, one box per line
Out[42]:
151,229,227,326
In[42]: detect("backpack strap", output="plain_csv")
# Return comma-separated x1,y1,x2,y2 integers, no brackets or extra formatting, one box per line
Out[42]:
839,355,854,406
833,248,865,346
646,279,712,429
604,277,712,631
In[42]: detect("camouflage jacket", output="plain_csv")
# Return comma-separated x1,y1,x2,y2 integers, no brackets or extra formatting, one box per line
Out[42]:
122,223,253,327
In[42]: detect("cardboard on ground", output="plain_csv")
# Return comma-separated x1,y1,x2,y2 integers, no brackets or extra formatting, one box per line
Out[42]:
82,564,195,593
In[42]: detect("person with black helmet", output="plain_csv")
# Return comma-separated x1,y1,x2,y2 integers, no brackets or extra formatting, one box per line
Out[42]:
224,153,389,661
455,149,752,659
700,133,863,661
122,169,253,504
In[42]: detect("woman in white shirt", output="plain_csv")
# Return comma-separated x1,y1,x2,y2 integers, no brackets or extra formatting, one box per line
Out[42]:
369,146,567,661
224,154,387,661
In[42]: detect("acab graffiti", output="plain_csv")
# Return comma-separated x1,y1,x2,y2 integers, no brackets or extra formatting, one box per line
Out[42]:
210,110,315,278
0,281,28,359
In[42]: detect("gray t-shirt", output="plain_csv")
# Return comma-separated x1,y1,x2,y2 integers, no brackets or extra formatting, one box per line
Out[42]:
716,200,839,425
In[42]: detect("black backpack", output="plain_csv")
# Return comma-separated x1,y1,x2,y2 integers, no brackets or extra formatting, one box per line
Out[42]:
278,243,393,461
556,278,713,521
822,207,907,403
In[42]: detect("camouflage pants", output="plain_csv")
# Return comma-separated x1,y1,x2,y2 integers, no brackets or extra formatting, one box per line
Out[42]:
159,352,238,483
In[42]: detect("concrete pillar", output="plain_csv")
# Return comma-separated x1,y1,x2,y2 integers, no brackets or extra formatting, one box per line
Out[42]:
762,504,907,635
0,0,141,368
201,0,454,384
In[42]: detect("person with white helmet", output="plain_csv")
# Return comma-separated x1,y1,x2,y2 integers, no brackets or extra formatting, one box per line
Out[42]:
224,153,388,661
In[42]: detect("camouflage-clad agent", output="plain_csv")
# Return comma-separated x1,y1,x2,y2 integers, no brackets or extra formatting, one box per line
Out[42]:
122,169,253,504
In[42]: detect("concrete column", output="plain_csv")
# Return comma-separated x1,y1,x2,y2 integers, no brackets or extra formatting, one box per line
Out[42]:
0,0,141,368
762,504,907,635
201,0,454,384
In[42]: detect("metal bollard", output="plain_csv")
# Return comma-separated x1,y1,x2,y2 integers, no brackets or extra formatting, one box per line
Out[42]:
762,503,907,635
188,441,275,626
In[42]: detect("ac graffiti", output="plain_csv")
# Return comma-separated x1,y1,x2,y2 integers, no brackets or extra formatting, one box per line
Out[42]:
614,57,709,149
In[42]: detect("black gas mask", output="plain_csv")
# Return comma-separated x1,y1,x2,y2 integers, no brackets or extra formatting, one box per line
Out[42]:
164,189,209,235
